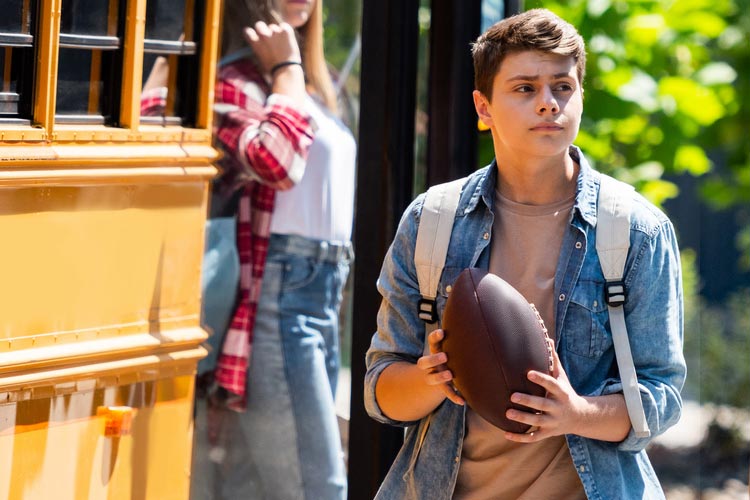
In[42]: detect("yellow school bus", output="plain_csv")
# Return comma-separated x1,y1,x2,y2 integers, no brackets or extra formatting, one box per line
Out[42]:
0,0,221,498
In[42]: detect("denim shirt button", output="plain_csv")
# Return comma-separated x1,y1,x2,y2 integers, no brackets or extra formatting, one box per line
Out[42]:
579,465,586,473
446,285,452,294
482,232,489,240
559,294,566,301
575,241,583,249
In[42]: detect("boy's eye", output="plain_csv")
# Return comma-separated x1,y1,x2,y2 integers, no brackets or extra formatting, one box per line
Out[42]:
555,83,574,92
515,85,534,93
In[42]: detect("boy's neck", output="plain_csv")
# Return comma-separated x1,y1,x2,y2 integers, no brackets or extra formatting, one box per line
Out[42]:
494,149,579,206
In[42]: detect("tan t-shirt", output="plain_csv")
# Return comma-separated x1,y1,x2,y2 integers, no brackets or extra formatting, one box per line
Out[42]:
453,188,585,500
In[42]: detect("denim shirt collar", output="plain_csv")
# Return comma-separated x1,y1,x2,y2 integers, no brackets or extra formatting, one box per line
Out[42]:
463,145,599,228
570,145,599,228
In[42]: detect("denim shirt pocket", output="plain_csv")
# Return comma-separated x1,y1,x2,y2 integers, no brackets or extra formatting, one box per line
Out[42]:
564,279,612,358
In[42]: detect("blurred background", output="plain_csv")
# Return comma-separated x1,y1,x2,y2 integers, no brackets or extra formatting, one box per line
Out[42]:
322,0,749,498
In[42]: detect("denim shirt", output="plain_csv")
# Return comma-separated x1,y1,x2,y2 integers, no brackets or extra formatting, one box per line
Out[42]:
364,147,686,500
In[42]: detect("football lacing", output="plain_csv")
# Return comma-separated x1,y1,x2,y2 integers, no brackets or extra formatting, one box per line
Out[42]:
529,303,554,373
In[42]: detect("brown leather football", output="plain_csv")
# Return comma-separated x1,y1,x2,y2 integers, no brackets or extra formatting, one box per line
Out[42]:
441,268,554,433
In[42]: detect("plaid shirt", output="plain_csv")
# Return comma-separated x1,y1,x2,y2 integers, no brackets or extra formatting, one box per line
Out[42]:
140,87,167,117
211,57,316,410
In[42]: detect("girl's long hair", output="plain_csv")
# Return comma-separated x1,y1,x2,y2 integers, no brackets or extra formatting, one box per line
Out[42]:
221,0,337,113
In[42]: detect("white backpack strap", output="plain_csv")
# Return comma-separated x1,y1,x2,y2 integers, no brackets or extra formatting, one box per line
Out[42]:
414,178,464,346
596,174,650,439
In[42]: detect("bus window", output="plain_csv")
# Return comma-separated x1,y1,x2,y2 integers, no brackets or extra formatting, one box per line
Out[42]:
0,0,36,125
140,0,200,127
55,0,123,124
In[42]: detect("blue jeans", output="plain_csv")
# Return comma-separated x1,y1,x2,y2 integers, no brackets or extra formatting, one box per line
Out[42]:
196,234,351,500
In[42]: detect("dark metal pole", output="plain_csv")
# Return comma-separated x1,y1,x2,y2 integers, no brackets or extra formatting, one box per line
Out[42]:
426,0,483,186
347,1,420,498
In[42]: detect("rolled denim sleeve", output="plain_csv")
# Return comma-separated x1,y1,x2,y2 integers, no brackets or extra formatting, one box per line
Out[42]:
597,213,686,452
364,195,429,427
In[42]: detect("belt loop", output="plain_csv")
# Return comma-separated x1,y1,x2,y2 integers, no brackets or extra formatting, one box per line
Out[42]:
319,240,328,262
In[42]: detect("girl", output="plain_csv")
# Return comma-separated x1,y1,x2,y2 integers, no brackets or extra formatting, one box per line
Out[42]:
198,0,355,498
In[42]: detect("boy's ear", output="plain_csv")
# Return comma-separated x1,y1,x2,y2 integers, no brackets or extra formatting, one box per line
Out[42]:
472,90,493,128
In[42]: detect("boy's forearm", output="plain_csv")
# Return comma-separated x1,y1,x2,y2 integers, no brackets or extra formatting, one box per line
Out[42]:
573,393,631,442
375,361,447,422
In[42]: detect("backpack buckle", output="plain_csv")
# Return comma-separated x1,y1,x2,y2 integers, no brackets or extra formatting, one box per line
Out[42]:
417,297,438,323
605,280,626,307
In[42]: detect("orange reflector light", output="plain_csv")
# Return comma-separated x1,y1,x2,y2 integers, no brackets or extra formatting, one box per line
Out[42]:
97,406,134,437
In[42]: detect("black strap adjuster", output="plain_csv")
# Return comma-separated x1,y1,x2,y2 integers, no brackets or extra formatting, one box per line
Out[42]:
418,297,438,323
605,280,626,307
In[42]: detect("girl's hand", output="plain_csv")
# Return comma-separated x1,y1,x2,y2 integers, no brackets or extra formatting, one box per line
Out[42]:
243,21,302,75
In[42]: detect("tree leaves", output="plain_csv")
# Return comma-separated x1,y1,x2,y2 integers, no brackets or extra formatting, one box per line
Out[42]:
528,0,748,213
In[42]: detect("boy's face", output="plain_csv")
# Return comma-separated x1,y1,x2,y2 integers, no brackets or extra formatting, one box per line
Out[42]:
473,50,583,162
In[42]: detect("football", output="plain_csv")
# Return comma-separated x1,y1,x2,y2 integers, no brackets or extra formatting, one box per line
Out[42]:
441,268,554,433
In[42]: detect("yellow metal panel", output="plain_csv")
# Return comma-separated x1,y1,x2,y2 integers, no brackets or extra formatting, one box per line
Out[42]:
0,165,217,185
0,330,208,376
0,129,48,143
0,374,195,500
0,182,206,340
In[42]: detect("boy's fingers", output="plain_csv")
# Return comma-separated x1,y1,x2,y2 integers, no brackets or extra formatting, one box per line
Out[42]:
428,329,444,354
416,352,447,371
425,369,452,386
440,384,465,406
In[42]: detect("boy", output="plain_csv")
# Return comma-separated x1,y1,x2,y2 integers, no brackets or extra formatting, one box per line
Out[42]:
364,9,685,499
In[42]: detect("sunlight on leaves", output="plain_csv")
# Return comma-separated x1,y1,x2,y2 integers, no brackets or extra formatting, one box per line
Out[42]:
625,14,667,46
639,178,680,206
674,144,712,175
695,62,738,86
613,115,648,144
658,77,725,126
617,70,659,111
667,12,727,37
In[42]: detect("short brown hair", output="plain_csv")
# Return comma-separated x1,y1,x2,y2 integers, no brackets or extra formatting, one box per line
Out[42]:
471,9,586,99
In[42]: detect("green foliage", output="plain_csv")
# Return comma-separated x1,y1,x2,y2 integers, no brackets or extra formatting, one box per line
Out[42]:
321,1,361,71
525,0,750,214
322,0,363,132
682,249,702,400
681,249,750,407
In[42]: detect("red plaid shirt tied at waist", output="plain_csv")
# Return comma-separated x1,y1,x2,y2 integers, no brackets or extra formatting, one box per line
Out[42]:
212,59,316,410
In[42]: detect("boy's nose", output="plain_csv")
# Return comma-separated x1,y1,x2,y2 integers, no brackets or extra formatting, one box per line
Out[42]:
536,87,559,114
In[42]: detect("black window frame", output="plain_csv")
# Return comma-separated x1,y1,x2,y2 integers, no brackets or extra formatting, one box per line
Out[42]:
54,0,125,125
140,0,204,128
0,0,38,125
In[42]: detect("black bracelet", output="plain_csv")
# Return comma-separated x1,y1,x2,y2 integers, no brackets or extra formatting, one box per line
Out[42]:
270,60,303,76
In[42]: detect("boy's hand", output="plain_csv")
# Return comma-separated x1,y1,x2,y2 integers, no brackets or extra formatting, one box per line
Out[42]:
503,341,587,442
416,329,465,406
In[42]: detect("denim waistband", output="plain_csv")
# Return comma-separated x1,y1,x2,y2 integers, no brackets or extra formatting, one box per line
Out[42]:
269,233,354,263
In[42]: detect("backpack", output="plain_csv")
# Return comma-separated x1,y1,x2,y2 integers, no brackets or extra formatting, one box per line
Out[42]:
414,173,650,439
